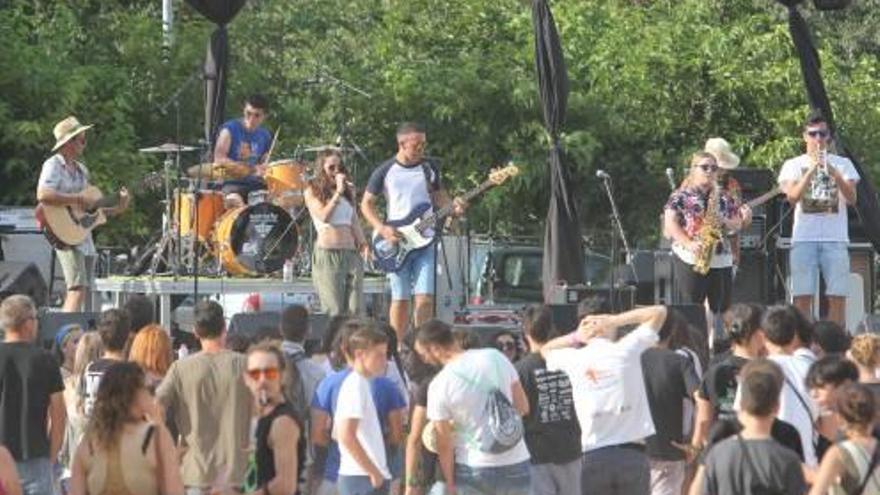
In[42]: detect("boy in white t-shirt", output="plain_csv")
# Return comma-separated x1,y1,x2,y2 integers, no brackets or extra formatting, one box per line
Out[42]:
333,320,391,495
777,110,859,326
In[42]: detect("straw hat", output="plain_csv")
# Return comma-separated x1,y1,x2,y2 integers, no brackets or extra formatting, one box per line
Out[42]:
704,137,740,170
52,116,93,152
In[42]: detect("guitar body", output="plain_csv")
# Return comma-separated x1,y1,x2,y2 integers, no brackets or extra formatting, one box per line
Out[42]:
371,202,437,273
36,186,108,249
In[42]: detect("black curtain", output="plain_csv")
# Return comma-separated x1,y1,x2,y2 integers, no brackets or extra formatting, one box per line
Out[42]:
781,3,880,251
184,0,247,154
533,0,585,302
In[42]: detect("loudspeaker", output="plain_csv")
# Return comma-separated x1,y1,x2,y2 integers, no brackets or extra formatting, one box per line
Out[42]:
37,310,100,349
228,311,329,342
0,262,48,307
732,252,773,305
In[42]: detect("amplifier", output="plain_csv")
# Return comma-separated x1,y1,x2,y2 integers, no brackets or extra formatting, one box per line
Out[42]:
739,215,767,250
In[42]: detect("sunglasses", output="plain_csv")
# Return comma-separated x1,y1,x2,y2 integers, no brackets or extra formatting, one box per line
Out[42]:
695,163,718,173
807,129,829,139
496,341,517,351
246,367,280,381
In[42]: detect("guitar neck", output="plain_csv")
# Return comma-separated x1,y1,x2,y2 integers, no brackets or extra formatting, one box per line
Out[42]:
746,187,781,209
432,179,496,221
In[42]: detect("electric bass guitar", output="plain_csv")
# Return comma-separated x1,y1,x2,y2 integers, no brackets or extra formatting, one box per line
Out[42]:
371,163,519,273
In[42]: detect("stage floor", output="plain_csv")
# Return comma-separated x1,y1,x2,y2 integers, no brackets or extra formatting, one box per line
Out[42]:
94,275,388,328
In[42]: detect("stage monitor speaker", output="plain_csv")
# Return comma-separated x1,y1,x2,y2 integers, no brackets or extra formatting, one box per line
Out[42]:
667,303,710,367
37,310,100,350
729,168,773,198
732,252,772,305
0,262,47,307
228,311,329,342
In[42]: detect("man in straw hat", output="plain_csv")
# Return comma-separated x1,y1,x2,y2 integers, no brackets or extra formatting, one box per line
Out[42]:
36,116,129,312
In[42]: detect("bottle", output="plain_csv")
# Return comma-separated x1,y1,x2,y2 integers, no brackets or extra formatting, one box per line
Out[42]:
283,258,294,282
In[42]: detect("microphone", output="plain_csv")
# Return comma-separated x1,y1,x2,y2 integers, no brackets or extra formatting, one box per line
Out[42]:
665,168,676,190
595,169,611,180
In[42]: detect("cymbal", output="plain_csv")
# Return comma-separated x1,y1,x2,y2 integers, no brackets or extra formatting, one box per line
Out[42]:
187,162,251,180
139,142,199,154
302,144,356,153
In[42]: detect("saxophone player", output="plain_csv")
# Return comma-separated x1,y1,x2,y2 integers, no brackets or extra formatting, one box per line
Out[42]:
664,152,752,343
778,110,859,326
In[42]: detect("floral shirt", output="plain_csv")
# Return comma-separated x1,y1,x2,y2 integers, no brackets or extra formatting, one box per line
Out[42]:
665,181,740,267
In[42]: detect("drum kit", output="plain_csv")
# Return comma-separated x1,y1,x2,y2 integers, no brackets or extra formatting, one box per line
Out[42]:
136,142,352,278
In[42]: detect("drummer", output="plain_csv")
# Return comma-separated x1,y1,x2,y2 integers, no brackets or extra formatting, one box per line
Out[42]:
213,94,273,207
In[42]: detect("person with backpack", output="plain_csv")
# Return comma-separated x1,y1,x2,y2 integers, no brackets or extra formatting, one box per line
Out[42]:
810,383,880,495
279,305,327,427
541,305,668,494
414,319,530,495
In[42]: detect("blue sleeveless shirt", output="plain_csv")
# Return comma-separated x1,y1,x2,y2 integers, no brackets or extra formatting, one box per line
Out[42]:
220,119,272,167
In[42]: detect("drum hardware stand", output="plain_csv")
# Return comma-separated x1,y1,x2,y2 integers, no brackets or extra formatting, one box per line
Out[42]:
149,151,185,277
259,206,309,269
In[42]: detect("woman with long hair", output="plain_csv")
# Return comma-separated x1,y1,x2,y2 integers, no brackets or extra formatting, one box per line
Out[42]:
69,362,183,495
304,150,368,316
663,151,751,345
53,324,83,380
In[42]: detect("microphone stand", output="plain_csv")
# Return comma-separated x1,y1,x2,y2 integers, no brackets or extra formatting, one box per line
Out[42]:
598,175,638,311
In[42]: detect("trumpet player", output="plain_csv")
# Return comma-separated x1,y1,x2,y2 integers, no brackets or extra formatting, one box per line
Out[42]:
778,110,859,326
664,152,751,343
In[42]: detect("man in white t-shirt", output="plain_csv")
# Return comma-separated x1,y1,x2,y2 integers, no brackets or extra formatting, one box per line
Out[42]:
415,320,530,495
541,305,668,495
735,305,819,468
334,321,392,494
778,111,859,325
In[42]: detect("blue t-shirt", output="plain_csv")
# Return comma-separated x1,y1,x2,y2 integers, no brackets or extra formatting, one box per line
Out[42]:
220,119,272,167
311,368,407,482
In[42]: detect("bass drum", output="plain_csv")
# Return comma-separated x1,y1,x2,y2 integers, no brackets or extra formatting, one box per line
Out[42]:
213,202,298,276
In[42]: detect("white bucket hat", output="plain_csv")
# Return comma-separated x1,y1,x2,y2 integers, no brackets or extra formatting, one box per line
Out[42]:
704,137,740,170
52,116,93,152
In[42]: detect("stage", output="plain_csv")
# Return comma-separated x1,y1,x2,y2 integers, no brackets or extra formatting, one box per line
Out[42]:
94,275,389,328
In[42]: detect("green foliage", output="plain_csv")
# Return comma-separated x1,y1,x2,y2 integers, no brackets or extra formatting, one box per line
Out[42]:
1,0,878,252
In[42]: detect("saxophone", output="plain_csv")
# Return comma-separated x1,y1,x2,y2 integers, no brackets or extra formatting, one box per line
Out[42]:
693,181,723,275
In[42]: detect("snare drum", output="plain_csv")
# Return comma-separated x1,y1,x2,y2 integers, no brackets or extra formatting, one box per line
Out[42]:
174,189,225,241
213,202,299,276
265,160,308,208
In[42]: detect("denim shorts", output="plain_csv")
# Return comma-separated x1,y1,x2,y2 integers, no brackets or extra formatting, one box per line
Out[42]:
790,241,850,296
387,244,436,300
337,475,389,495
455,461,531,495
17,457,55,495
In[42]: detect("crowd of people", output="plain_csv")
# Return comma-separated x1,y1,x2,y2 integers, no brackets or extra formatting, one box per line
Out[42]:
3,290,880,495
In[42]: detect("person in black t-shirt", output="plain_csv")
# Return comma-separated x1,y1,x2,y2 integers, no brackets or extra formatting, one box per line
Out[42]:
692,304,766,450
515,305,582,495
641,309,701,495
691,359,806,495
79,309,130,416
244,342,302,495
0,295,66,494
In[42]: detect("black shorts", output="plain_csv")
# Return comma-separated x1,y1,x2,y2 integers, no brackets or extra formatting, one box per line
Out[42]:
672,255,732,314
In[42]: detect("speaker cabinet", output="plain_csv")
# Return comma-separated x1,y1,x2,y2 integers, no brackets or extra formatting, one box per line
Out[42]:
0,262,48,307
228,311,329,342
732,252,772,305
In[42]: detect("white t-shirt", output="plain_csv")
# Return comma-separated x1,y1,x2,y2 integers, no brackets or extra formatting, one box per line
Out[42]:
426,348,530,468
777,153,859,243
333,371,391,479
546,324,658,453
365,159,440,222
733,352,818,466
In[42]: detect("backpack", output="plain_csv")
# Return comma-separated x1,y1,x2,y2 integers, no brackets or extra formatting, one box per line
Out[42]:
451,354,524,454
281,351,309,426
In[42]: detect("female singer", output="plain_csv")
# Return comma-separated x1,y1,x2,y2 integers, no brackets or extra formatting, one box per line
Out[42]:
304,150,368,316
